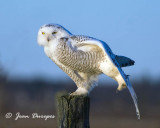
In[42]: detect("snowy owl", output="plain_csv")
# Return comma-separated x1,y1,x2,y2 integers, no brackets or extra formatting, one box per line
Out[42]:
37,24,140,119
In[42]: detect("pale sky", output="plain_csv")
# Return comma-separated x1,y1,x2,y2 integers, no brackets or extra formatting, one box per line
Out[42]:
0,0,160,81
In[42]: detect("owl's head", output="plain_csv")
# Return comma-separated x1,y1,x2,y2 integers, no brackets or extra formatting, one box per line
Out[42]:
37,24,72,46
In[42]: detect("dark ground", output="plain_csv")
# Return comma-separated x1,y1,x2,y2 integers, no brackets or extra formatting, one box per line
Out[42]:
0,73,160,128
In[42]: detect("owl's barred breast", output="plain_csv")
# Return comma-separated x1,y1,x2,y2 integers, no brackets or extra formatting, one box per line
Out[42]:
55,42,105,73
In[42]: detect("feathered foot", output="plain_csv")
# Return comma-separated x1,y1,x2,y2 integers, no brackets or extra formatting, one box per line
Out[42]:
70,87,88,96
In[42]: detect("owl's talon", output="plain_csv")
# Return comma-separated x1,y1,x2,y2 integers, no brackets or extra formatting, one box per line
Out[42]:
70,87,88,96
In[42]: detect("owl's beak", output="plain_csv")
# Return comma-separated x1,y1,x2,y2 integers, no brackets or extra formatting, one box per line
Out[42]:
47,37,51,42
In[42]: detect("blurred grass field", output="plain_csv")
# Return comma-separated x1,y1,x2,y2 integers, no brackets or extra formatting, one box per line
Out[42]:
0,74,160,128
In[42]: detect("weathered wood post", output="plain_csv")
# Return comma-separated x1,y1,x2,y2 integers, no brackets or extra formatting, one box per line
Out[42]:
56,92,90,128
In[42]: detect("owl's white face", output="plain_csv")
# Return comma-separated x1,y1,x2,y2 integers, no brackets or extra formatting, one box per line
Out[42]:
37,24,71,47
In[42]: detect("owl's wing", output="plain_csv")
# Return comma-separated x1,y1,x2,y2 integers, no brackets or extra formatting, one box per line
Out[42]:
70,35,113,52
70,35,140,119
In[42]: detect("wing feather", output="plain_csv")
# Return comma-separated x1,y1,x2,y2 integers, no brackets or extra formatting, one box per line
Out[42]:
115,55,135,67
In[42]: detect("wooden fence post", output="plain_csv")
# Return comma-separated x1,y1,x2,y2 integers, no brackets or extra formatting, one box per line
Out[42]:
56,93,90,128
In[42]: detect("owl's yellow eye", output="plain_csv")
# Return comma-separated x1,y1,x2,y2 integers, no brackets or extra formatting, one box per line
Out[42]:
52,31,57,34
42,32,45,35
